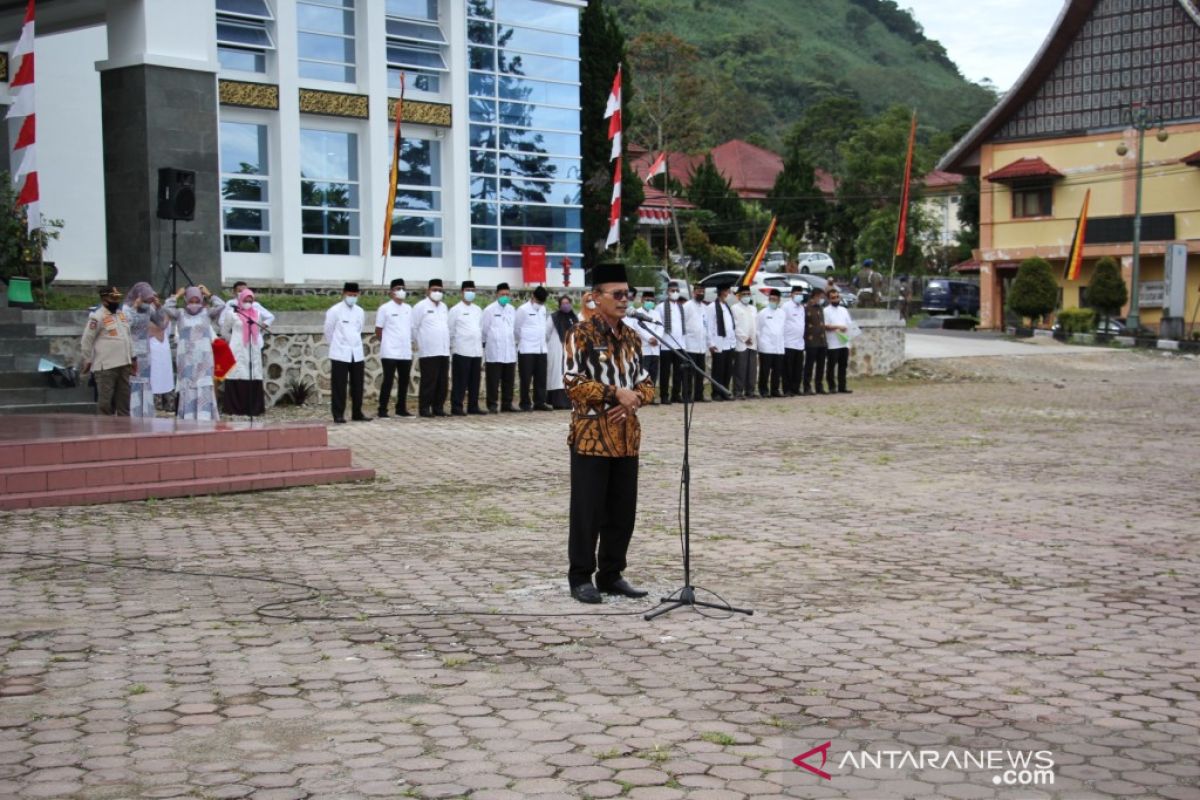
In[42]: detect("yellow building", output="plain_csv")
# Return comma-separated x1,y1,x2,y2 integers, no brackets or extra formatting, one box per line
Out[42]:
939,0,1200,335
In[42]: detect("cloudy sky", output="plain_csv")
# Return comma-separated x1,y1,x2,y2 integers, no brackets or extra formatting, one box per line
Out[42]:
902,0,1065,91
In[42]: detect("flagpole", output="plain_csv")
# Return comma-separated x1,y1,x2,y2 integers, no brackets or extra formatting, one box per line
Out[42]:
889,110,918,311
381,73,406,287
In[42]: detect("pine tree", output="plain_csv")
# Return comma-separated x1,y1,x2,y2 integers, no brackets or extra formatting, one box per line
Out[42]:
580,0,643,268
766,143,824,247
1088,256,1128,330
1007,257,1059,328
686,154,744,249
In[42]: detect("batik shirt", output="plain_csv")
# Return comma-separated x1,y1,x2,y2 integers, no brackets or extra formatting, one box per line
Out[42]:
563,315,656,458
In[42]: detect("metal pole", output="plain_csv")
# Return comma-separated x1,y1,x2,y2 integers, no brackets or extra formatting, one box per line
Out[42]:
1127,114,1146,334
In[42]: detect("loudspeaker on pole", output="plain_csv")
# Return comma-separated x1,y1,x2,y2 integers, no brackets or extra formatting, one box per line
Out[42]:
157,167,196,221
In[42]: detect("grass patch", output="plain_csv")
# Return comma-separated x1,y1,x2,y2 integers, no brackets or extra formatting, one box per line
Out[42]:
126,684,147,695
701,731,735,746
441,656,470,668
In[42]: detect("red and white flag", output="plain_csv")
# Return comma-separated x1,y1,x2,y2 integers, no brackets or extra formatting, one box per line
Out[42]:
7,0,39,233
604,66,622,249
644,152,667,181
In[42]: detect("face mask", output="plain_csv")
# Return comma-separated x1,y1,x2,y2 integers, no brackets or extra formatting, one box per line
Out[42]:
829,300,840,307
723,296,734,307
498,295,510,306
104,301,120,313
769,301,779,310
793,295,804,304
643,301,655,312
242,301,254,309
344,295,358,307
740,296,752,305
585,300,597,311
393,289,406,301
560,302,572,313
668,291,679,301
186,302,204,316
430,291,443,302
463,291,476,303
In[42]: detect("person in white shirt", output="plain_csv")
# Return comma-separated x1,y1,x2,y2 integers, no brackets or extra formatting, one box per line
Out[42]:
823,286,854,394
481,282,518,413
374,278,413,417
705,283,737,401
448,280,486,416
625,291,662,398
515,285,552,411
412,278,451,417
656,281,687,404
682,285,710,402
224,281,276,329
323,281,370,423
548,294,580,410
730,284,758,399
756,288,786,398
782,283,808,397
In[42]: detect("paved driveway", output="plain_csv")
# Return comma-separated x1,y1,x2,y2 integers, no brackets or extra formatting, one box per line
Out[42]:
906,330,1119,360
1,351,1197,799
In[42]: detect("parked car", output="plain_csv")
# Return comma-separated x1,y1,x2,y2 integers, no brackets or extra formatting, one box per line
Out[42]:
797,252,836,274
832,282,860,307
696,270,815,307
1051,317,1128,335
762,250,787,271
921,279,980,316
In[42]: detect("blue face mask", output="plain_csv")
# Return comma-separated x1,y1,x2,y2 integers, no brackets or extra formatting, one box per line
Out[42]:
464,291,476,302
769,301,779,310
643,301,655,312
344,295,358,307
498,295,511,306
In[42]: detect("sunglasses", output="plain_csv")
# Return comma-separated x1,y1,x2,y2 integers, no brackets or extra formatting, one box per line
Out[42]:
599,289,632,300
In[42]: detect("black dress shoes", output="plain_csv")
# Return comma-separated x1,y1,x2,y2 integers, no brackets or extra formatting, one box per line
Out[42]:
451,409,467,416
419,411,433,418
469,408,489,416
433,410,448,417
396,409,412,417
838,388,853,394
333,417,347,424
533,404,554,412
570,584,602,604
597,578,648,598
376,410,390,419
352,414,373,422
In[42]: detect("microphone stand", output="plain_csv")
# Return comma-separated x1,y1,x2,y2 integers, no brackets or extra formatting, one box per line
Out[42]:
233,305,271,423
634,312,751,622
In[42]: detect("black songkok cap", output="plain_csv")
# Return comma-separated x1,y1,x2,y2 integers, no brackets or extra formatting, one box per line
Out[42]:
532,285,549,302
428,279,443,289
642,290,655,299
390,278,405,289
590,261,629,288
343,282,360,292
461,280,476,290
769,288,782,298
496,282,510,292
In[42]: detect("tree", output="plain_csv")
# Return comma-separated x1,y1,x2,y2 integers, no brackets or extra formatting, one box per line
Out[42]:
1007,257,1058,328
1088,256,1128,329
0,172,63,286
580,0,643,265
681,221,712,267
766,142,825,246
686,154,744,248
626,32,706,155
783,96,865,176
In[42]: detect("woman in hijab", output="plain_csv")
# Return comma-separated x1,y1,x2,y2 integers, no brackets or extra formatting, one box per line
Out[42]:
219,287,267,417
122,281,166,417
547,293,580,410
164,285,225,421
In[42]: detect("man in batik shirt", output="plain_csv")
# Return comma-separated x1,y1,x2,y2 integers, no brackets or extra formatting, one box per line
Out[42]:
562,261,656,604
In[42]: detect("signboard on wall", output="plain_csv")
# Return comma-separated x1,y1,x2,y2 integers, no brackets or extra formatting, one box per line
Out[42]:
1139,281,1164,308
1163,242,1188,317
521,245,547,285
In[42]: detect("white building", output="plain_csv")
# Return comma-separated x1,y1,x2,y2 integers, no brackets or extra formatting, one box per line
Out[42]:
1,0,585,290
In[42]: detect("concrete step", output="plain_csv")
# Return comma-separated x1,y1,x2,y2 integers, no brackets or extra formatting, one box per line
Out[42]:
0,402,98,415
0,466,376,510
0,323,37,337
0,445,356,494
0,386,93,406
0,337,50,358
0,354,45,371
0,308,24,323
0,372,55,389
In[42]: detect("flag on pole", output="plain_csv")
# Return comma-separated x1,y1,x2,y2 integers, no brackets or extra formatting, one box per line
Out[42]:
738,216,778,289
7,0,39,233
380,72,406,259
894,110,917,258
644,152,667,181
1064,189,1091,281
604,66,622,249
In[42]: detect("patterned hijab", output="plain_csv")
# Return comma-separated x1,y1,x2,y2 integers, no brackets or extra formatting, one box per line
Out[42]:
184,286,205,316
125,281,155,308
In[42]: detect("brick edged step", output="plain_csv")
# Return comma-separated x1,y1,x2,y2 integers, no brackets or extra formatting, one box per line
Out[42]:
0,467,376,510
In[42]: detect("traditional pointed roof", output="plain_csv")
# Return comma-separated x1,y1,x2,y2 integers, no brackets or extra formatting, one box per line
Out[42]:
630,140,837,200
984,157,1064,184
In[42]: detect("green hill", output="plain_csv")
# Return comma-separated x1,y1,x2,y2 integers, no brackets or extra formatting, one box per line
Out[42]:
609,0,997,146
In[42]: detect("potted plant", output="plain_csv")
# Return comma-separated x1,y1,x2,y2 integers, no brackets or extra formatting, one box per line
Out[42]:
1,172,63,307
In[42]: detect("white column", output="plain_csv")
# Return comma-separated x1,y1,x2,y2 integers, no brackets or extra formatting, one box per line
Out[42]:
446,0,472,287
100,0,218,73
275,0,303,285
363,0,390,286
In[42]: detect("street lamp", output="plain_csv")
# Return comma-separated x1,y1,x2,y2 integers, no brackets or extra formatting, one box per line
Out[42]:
1116,103,1168,334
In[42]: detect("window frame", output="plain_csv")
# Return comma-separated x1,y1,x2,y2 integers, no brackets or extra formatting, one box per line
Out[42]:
299,125,363,256
216,0,276,76
1011,185,1054,219
297,0,358,85
388,131,445,259
218,116,273,255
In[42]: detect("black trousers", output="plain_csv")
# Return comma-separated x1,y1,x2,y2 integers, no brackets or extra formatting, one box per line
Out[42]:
826,348,849,392
711,349,734,399
659,350,684,403
733,349,757,397
686,351,706,400
804,347,827,392
518,353,547,409
758,352,783,397
378,358,412,414
451,354,483,413
330,359,364,420
568,451,639,588
485,361,515,411
642,355,659,387
418,355,449,414
784,348,805,395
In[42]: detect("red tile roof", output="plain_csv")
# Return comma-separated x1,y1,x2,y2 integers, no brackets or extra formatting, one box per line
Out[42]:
1182,149,1200,167
640,185,695,211
631,140,837,200
984,156,1064,183
924,170,966,189
951,258,981,273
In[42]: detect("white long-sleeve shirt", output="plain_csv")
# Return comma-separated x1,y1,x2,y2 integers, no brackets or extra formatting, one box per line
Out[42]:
624,311,663,357
706,300,737,352
448,301,484,358
756,306,786,356
731,300,757,352
481,301,517,363
375,300,413,360
222,300,274,331
823,303,853,351
681,299,709,353
324,301,365,363
514,301,549,355
412,297,450,357
656,300,687,351
783,299,807,350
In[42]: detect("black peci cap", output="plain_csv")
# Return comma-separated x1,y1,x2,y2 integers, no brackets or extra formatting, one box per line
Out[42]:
769,288,782,298
590,261,628,288
461,280,476,290
389,278,405,289
428,278,443,289
343,282,360,292
496,282,510,292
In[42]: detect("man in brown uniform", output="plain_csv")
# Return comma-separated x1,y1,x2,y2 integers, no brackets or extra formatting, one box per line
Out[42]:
563,261,656,604
81,286,135,415
802,288,828,395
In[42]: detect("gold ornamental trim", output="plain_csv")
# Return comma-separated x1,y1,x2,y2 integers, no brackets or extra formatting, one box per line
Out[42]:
299,88,369,119
0,52,8,83
388,98,452,128
219,80,280,110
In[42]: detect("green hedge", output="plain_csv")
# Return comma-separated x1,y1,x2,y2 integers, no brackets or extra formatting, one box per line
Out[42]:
1056,307,1096,334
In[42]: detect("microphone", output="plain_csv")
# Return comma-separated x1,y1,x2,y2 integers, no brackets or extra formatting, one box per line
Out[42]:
628,311,658,324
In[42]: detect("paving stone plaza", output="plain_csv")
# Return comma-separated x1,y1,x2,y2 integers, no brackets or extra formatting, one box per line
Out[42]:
1,350,1198,799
